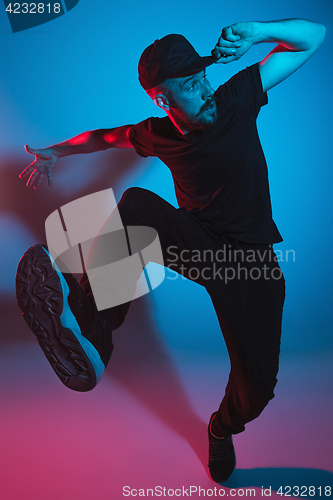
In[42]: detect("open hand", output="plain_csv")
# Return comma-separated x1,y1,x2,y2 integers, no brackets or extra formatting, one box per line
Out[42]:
212,22,255,64
19,144,59,189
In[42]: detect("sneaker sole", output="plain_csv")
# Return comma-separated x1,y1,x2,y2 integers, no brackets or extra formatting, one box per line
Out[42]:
15,244,105,392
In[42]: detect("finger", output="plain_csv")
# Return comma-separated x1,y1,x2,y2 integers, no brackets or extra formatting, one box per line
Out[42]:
216,37,241,49
213,46,238,59
25,144,43,156
25,144,35,155
26,169,39,188
211,47,222,60
19,165,34,179
222,26,240,42
46,169,53,188
222,55,237,64
34,172,45,190
214,54,238,65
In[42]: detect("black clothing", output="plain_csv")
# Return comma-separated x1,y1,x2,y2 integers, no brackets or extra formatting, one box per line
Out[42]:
85,187,285,436
83,63,285,437
129,63,282,245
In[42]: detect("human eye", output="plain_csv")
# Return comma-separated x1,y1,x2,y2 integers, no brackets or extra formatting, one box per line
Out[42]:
188,81,198,92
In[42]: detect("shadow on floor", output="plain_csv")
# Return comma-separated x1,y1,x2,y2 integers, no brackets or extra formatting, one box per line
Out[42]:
227,467,333,490
106,294,213,475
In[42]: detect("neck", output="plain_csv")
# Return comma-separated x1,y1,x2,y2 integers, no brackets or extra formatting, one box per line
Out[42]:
167,112,192,135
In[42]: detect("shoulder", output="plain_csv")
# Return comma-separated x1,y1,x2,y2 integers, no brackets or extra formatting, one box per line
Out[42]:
218,63,268,114
224,63,263,92
130,116,170,135
129,116,174,157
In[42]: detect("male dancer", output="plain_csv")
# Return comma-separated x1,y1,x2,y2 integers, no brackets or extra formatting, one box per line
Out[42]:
16,19,325,482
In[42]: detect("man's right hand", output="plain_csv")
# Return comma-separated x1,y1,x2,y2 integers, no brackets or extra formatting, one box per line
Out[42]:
19,145,60,189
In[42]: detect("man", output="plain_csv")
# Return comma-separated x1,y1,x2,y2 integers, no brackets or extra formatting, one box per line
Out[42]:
16,19,325,483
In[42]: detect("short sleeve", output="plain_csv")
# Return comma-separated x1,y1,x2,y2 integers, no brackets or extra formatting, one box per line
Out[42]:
223,63,268,117
128,118,154,158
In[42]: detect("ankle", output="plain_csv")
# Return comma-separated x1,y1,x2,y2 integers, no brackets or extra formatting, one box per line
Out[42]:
210,414,231,440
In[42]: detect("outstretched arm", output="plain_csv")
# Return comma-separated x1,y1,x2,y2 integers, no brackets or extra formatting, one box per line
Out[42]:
212,19,326,92
20,125,134,189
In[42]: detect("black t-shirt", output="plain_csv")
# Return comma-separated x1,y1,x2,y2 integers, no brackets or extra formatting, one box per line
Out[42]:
129,63,282,244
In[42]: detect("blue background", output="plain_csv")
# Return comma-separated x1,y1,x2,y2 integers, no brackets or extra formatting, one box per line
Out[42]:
0,0,332,355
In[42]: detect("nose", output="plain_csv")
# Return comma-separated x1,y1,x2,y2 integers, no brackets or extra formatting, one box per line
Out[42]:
201,79,214,100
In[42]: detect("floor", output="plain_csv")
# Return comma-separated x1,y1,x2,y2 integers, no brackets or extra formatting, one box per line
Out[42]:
1,295,332,500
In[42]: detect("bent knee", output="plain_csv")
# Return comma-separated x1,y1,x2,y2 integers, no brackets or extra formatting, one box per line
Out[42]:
120,187,156,206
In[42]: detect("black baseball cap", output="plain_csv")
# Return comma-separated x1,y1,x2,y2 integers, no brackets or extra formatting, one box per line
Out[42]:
138,34,216,90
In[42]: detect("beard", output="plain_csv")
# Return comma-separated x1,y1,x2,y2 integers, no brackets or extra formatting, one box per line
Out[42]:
171,96,219,132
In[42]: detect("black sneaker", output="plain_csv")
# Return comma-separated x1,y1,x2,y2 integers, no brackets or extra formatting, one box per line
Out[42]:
15,244,114,392
208,412,236,483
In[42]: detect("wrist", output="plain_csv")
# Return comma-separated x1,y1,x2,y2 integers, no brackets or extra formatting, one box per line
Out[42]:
251,21,266,44
51,145,63,158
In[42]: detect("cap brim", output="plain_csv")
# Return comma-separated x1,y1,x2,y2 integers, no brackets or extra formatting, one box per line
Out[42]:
172,55,216,78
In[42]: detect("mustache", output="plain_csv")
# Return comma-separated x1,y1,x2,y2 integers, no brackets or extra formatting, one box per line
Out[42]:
199,96,217,114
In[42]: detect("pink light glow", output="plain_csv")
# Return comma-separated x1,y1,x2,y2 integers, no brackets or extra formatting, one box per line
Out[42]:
68,132,91,145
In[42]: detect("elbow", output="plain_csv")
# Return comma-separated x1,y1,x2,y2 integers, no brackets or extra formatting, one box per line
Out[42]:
306,22,326,52
103,131,115,145
315,23,326,48
320,23,326,44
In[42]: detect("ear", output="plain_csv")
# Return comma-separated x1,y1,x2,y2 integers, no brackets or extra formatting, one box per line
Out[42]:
153,94,170,111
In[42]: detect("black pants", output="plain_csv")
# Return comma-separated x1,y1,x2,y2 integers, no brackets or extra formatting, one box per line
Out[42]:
83,187,285,437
